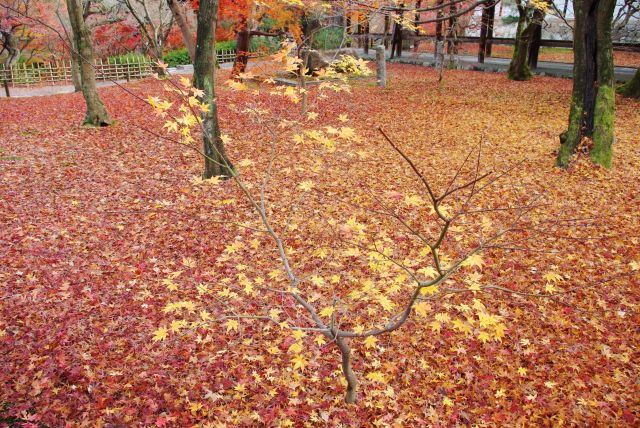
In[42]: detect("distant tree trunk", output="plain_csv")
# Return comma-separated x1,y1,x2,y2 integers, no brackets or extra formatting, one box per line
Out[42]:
232,23,250,76
618,69,640,98
446,1,458,54
1,30,20,96
557,0,616,168
527,23,542,69
507,1,547,81
167,0,195,63
70,39,82,92
194,0,234,178
414,1,421,50
65,0,111,126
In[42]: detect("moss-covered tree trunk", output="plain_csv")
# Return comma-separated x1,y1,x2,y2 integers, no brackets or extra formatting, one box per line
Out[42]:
65,0,111,126
618,68,640,98
557,0,616,168
508,1,546,81
194,0,234,178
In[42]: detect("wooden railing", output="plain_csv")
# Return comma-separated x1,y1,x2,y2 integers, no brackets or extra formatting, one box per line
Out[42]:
0,49,258,89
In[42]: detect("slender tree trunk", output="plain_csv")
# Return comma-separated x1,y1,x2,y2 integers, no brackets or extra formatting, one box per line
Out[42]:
414,1,421,50
618,68,640,98
336,337,357,404
486,1,495,56
446,1,458,54
167,0,195,63
232,24,250,77
527,23,542,69
65,0,111,126
70,43,83,93
194,0,234,178
557,0,616,168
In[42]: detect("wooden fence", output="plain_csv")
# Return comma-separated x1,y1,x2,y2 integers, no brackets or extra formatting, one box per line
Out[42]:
0,49,245,89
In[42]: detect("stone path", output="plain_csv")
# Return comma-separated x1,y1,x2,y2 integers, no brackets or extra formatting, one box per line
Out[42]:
357,49,638,82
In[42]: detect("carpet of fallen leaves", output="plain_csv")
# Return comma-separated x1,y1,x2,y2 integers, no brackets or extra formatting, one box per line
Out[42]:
1,64,639,427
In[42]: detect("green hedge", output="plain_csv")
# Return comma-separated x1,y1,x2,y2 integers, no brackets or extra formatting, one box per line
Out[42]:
162,38,280,67
311,27,345,50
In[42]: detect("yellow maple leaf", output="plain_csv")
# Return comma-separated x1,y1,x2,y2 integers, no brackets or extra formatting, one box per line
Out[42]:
477,331,491,343
366,371,386,383
314,335,326,346
495,388,506,398
292,330,306,340
319,306,334,317
517,367,528,377
291,355,307,371
152,327,168,342
442,397,454,407
288,342,303,354
298,180,314,192
543,272,564,283
544,283,557,293
404,194,423,207
363,336,377,349
338,114,349,123
182,257,196,268
461,254,484,269
413,301,431,317
307,112,318,121
225,319,239,332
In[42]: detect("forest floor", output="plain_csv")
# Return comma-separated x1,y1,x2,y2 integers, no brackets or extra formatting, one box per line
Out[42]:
1,64,639,426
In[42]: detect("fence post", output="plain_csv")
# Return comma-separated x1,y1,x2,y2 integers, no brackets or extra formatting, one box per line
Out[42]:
1,65,9,97
375,45,386,87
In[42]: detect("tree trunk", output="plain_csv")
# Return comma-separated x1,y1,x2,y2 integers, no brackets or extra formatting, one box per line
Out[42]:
336,337,357,404
194,0,234,178
70,39,82,92
507,3,546,81
618,68,640,98
65,0,111,126
167,0,195,63
232,25,250,77
557,0,616,168
527,23,542,69
446,2,459,55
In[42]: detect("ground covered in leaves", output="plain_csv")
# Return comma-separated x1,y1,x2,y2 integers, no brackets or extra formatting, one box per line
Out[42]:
1,65,639,426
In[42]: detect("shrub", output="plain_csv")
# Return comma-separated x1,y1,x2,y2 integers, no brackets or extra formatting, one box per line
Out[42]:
162,48,191,67
327,55,372,77
311,27,345,50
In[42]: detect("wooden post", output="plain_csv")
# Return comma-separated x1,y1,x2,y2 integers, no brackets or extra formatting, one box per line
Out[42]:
126,56,131,82
375,45,386,87
1,65,9,97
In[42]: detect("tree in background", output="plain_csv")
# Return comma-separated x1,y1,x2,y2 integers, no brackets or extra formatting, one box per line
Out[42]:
118,0,174,61
65,0,111,126
507,0,550,81
557,0,616,168
55,0,125,92
166,0,195,62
